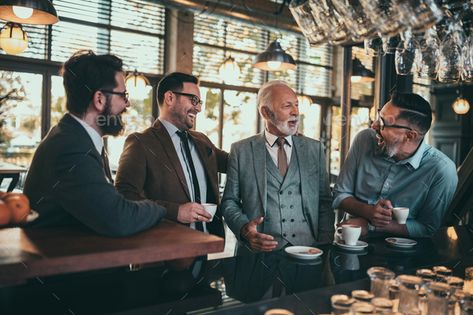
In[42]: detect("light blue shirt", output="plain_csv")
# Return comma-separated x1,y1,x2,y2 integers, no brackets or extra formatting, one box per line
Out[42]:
159,118,208,232
333,128,458,238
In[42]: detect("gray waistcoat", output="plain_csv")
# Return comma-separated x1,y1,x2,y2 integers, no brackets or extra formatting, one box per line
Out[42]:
263,146,316,250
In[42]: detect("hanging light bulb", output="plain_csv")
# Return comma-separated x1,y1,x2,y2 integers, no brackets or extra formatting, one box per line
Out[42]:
452,97,470,115
125,69,150,99
12,6,34,19
0,22,28,55
219,56,241,84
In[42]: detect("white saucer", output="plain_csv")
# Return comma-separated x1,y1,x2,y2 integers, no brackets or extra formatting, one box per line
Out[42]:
385,237,417,248
25,209,39,223
334,240,368,251
284,246,323,260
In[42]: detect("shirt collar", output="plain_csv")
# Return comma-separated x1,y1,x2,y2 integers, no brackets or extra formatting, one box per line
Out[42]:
158,117,181,137
70,113,103,154
400,140,429,170
264,129,293,147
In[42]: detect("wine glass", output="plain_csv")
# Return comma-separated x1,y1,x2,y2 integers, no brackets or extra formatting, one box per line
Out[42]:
289,0,327,46
395,30,418,75
438,22,464,83
394,0,444,33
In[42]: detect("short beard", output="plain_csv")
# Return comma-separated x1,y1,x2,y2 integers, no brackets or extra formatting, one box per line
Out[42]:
97,99,125,136
268,109,298,136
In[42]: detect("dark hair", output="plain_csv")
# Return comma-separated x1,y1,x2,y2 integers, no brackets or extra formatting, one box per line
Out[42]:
390,92,432,134
157,72,199,107
61,50,123,116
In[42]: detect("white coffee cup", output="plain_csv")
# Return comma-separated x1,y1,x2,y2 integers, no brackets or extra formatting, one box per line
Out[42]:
336,225,361,246
392,207,409,224
202,203,217,222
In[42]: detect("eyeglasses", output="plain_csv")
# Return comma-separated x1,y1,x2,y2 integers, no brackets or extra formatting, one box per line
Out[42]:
171,91,203,106
376,110,413,131
100,90,129,102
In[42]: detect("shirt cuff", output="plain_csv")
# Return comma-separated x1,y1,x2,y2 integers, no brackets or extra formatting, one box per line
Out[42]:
332,193,354,209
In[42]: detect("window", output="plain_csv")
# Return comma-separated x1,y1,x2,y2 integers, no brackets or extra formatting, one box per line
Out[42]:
0,71,43,167
193,13,333,149
0,0,166,169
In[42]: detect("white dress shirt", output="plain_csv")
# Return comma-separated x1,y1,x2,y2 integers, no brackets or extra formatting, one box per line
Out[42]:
264,130,293,168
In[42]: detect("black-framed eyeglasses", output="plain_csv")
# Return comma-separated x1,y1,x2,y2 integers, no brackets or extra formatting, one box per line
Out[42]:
171,91,203,106
100,90,129,102
376,110,412,131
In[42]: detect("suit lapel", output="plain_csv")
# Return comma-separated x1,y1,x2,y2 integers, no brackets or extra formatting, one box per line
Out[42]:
151,120,191,200
252,133,267,215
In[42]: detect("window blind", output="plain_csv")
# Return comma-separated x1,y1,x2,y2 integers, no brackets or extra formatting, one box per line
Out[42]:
4,0,165,74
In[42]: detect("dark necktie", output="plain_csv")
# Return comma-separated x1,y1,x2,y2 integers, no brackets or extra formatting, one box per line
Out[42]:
101,147,113,183
176,130,204,232
276,137,288,177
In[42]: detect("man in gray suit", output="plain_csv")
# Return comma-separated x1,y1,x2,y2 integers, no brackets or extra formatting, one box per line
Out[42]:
222,80,334,252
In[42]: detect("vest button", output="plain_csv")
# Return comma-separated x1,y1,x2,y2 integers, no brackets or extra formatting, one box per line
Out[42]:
279,191,283,195
290,219,294,222
292,234,296,237
282,219,286,223
283,233,287,237
290,205,294,209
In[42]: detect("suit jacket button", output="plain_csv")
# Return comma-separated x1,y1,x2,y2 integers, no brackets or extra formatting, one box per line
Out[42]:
290,219,294,222
292,234,296,237
282,219,286,223
290,205,294,209
279,191,283,195
283,233,287,237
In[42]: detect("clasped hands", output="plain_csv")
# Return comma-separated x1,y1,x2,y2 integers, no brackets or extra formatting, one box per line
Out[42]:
340,199,394,236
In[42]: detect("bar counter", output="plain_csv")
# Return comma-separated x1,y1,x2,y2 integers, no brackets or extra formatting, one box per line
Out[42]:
0,226,471,314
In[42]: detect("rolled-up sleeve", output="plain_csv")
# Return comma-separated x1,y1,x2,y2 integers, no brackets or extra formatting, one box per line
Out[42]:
332,132,363,209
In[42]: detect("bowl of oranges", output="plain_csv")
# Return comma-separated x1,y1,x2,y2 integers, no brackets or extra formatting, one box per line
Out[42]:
0,191,38,227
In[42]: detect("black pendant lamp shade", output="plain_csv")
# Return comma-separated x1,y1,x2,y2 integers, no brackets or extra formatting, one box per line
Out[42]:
0,0,59,25
351,57,375,83
253,40,297,71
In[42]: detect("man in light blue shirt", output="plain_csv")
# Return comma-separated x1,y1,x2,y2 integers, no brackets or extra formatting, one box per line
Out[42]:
333,92,457,238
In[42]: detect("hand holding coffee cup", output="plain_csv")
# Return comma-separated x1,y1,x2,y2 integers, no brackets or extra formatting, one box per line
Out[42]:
336,224,362,246
392,207,409,224
201,203,217,222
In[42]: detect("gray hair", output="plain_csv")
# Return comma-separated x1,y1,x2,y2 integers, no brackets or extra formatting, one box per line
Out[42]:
257,80,294,115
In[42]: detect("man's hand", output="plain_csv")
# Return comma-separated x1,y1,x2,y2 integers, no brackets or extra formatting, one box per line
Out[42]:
177,202,212,224
369,199,393,227
240,216,278,252
338,217,369,237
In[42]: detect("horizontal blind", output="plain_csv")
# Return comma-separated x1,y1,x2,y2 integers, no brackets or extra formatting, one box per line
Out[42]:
268,30,333,97
50,0,165,73
193,14,266,87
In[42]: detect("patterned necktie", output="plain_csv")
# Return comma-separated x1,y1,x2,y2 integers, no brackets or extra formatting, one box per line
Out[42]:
101,147,113,183
176,130,204,232
276,137,288,177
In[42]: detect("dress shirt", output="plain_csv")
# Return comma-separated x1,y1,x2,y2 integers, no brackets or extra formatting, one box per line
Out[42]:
159,118,208,232
333,128,458,238
264,130,293,167
70,113,103,155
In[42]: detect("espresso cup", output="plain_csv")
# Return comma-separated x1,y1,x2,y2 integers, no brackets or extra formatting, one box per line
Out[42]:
392,207,409,224
202,203,217,222
336,224,361,246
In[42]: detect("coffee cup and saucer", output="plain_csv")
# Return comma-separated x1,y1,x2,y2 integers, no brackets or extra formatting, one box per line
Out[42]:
333,225,368,251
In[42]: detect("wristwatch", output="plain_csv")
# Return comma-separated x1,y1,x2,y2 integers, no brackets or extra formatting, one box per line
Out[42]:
368,223,376,232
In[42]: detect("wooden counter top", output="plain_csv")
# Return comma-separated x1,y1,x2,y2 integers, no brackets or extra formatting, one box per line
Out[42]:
0,220,224,285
